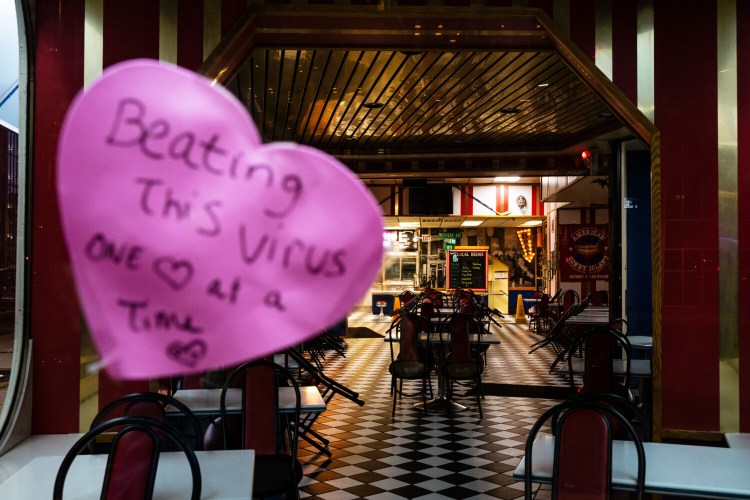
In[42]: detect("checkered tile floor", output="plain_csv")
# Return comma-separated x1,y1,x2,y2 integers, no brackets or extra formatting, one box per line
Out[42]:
295,315,570,499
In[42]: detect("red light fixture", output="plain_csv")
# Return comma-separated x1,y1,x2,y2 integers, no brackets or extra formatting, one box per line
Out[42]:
581,149,592,168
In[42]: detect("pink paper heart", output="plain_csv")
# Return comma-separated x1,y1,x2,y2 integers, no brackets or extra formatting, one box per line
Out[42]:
57,59,383,380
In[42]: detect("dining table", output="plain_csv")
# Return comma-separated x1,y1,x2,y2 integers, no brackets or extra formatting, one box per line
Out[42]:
514,433,750,499
170,386,327,416
0,435,254,499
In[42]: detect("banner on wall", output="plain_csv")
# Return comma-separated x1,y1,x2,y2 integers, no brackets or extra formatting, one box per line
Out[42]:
558,224,609,281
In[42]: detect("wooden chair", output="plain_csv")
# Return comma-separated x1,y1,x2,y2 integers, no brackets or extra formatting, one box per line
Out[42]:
54,416,201,500
203,360,302,499
524,398,646,500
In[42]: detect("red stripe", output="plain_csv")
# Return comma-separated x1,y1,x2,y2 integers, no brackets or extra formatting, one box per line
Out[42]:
103,1,159,67
177,0,204,71
528,0,553,18
655,0,719,432
570,0,596,63
612,0,638,104
738,0,750,431
222,0,247,35
32,0,87,434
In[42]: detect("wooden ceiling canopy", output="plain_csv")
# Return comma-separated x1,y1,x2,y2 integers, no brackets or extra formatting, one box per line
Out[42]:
198,5,656,180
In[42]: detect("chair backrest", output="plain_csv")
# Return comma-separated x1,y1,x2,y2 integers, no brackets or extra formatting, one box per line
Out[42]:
90,392,204,451
538,294,550,311
211,360,301,465
558,391,652,442
387,313,429,381
54,416,201,500
397,313,422,362
447,313,478,363
591,290,609,307
419,301,436,332
567,326,632,396
555,408,612,499
524,399,645,500
561,290,580,313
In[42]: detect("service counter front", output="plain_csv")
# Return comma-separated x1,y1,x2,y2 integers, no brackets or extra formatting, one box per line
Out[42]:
370,290,404,315
369,289,493,315
508,288,536,315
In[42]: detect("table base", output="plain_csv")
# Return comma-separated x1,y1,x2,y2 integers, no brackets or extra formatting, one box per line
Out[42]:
414,397,468,413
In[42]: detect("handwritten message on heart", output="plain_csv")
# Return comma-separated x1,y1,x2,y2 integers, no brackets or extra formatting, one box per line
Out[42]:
57,60,384,379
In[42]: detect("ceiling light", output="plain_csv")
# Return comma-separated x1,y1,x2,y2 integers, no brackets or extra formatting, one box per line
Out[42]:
399,222,421,228
460,220,483,227
494,176,520,183
537,83,549,88
521,220,543,226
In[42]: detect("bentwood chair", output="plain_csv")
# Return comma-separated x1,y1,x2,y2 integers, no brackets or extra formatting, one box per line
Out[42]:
54,416,201,500
441,312,485,418
524,398,646,500
203,360,303,499
389,312,434,415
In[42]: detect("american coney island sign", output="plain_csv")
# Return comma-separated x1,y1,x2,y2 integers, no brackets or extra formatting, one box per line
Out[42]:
559,225,609,281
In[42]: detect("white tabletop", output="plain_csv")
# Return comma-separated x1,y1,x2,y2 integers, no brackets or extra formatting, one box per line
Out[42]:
627,336,653,349
171,387,326,415
384,332,501,345
725,432,750,449
564,358,652,377
0,449,254,499
565,314,610,325
514,434,750,499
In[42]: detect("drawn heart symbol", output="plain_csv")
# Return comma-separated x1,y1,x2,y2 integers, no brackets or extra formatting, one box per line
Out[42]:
153,257,194,290
57,60,384,380
167,340,207,368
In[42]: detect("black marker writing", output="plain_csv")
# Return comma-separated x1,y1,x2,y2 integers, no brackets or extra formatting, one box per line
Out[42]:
167,339,207,368
136,177,223,236
264,290,285,311
117,298,203,334
207,277,240,304
84,232,143,270
106,98,304,218
153,256,194,290
238,224,346,278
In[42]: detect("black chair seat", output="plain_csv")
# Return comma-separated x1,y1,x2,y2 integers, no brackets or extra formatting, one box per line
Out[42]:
390,359,427,379
443,360,482,379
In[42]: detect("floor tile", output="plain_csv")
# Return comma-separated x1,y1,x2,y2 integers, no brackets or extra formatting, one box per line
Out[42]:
295,316,570,499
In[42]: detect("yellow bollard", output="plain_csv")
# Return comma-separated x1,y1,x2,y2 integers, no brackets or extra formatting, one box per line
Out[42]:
515,294,527,322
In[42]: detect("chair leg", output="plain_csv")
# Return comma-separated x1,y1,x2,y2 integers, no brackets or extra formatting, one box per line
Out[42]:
475,377,483,419
391,376,397,416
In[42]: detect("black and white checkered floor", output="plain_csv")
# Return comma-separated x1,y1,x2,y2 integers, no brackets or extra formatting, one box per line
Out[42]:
296,314,572,499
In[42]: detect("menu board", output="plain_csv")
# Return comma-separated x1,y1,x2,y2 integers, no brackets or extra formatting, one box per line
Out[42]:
446,249,488,290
